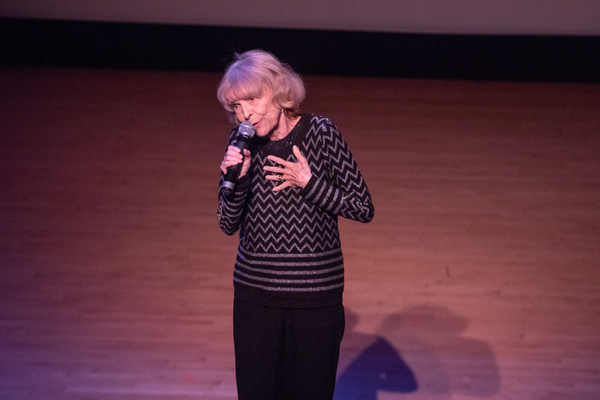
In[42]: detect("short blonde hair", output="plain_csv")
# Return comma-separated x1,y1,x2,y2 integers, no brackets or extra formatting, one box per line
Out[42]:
217,50,305,124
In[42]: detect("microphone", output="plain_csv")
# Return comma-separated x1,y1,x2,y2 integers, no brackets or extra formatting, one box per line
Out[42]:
220,121,256,193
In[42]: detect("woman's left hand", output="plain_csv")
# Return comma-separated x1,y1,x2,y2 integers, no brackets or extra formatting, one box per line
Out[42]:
264,145,312,191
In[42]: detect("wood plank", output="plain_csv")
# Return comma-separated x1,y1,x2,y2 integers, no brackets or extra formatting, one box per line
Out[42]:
1,66,599,399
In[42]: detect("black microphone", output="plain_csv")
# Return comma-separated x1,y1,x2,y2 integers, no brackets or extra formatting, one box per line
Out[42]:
220,121,256,193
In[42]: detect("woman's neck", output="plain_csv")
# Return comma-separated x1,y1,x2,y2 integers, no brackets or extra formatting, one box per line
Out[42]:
270,114,300,141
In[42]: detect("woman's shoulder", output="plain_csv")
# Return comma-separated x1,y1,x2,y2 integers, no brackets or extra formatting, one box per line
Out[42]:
302,113,339,132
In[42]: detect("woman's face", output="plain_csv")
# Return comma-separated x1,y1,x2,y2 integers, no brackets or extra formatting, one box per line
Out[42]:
227,86,286,140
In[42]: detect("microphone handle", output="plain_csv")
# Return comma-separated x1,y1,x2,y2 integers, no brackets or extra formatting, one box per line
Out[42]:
221,134,252,193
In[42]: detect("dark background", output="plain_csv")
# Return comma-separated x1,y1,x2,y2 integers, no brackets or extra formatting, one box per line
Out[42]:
1,17,599,82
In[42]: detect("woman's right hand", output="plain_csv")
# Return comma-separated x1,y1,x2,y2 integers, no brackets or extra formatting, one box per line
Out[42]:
220,146,251,178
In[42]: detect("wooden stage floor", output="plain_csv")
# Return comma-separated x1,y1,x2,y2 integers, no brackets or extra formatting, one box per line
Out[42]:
1,67,599,399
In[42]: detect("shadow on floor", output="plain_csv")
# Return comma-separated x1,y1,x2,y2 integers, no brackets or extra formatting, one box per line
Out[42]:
335,306,500,399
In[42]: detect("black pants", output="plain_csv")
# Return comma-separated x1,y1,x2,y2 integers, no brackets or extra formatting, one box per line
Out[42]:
233,299,345,400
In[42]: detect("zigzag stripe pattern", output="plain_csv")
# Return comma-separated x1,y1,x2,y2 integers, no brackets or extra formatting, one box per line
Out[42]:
217,114,374,308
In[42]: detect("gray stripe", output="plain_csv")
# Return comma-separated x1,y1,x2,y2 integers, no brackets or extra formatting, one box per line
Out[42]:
239,246,341,259
234,277,344,292
235,269,344,285
235,262,343,276
237,254,344,269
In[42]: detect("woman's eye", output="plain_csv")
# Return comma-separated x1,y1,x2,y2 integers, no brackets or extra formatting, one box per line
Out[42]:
249,97,255,101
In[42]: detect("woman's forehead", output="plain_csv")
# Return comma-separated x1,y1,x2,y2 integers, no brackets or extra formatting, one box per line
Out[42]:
225,82,268,103
226,85,255,102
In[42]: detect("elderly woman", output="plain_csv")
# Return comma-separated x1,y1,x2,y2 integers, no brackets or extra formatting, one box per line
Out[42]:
217,49,374,400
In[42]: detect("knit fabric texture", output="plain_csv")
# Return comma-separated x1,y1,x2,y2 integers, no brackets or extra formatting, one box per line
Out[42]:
218,114,374,308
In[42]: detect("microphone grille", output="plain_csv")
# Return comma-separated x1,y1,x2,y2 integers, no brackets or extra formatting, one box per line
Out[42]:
238,122,256,138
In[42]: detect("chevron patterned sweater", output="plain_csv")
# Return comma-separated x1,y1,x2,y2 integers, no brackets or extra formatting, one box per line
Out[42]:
218,114,374,308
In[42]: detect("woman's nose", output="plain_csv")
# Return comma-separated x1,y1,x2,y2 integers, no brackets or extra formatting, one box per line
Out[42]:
239,103,252,121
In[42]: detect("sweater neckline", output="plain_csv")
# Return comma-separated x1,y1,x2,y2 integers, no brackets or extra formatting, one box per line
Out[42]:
259,113,308,154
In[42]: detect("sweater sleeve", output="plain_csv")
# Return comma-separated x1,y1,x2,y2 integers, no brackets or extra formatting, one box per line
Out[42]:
299,120,374,223
217,175,250,235
216,128,250,235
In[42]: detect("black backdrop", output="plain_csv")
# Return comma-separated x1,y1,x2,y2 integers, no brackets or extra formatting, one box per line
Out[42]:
1,17,599,82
